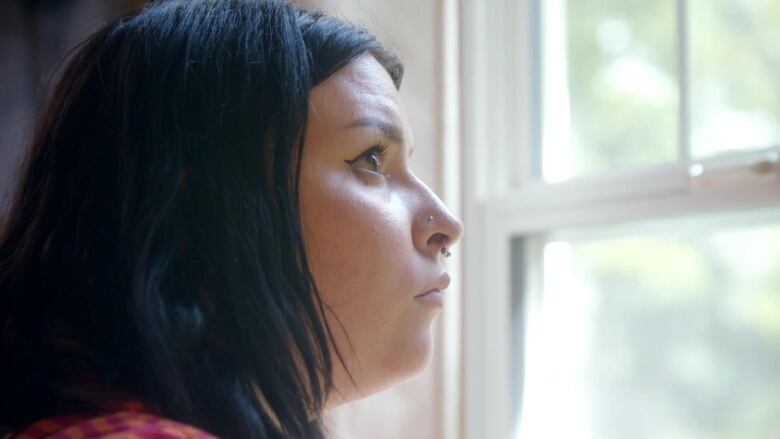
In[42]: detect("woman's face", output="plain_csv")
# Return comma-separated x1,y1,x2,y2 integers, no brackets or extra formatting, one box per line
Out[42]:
299,54,463,407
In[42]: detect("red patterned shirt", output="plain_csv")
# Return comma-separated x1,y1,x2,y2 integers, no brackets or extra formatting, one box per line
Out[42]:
6,401,217,439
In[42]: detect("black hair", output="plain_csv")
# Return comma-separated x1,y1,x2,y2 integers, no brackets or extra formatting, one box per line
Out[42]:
0,1,403,438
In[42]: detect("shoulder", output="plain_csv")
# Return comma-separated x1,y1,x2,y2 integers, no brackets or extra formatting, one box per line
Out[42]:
10,403,217,439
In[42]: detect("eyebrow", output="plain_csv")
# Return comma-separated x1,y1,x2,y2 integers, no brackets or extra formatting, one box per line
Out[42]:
345,116,405,145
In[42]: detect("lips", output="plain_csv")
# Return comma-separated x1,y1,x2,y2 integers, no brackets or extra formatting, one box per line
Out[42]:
416,272,451,298
415,289,443,304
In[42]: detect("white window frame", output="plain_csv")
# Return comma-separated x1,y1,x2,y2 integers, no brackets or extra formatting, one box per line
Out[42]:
458,1,780,438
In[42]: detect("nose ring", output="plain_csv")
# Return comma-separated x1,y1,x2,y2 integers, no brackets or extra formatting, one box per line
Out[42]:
428,216,452,257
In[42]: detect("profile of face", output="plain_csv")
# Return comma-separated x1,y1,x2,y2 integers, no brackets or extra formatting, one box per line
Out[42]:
299,54,464,407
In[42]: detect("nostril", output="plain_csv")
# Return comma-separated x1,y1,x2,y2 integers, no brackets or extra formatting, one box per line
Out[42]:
427,232,449,249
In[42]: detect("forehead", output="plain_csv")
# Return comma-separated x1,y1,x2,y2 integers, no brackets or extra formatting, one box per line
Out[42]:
308,54,404,131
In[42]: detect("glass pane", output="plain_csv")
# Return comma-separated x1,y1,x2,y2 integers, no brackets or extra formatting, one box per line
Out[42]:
690,0,780,158
541,0,678,183
516,209,780,439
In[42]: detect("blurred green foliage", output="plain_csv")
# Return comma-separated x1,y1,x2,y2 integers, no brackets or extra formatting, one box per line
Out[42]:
560,0,780,178
572,222,780,438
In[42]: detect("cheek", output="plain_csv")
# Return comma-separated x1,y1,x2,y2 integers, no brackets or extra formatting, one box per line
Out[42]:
300,173,413,311
300,167,438,390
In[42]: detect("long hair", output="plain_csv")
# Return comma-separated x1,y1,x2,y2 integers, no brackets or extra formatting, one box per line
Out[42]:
0,1,403,437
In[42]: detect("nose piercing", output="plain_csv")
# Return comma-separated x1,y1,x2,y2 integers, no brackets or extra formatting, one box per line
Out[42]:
427,216,451,257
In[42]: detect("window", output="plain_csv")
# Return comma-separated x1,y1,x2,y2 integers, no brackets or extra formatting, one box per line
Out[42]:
458,1,780,438
516,208,780,438
540,0,780,183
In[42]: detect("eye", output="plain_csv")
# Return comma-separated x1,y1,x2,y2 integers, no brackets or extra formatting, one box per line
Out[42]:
345,143,389,176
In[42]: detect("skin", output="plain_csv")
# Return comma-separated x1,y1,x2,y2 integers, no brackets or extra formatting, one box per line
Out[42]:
299,54,464,408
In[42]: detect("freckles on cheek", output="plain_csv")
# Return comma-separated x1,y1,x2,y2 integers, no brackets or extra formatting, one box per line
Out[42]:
301,164,416,305
302,180,385,294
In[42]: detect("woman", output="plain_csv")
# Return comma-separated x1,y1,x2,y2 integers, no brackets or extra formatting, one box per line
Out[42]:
0,0,463,438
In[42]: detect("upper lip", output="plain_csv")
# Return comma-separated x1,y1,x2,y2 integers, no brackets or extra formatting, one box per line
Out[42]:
417,272,451,296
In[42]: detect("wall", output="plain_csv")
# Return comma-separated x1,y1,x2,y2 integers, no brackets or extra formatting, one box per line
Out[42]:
0,0,130,212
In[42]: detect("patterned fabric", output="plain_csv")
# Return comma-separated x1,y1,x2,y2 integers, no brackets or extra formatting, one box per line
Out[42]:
7,402,217,439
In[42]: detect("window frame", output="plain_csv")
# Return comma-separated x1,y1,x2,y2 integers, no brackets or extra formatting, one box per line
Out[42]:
458,0,780,438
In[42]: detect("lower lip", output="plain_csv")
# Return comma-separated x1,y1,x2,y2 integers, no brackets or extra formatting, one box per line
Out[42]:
415,290,443,307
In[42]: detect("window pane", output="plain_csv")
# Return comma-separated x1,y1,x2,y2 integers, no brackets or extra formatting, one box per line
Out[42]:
541,0,678,183
690,0,780,158
516,209,780,439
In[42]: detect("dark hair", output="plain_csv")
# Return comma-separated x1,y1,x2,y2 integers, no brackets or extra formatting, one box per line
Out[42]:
0,1,402,437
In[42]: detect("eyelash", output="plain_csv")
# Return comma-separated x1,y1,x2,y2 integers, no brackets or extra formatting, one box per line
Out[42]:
344,143,389,175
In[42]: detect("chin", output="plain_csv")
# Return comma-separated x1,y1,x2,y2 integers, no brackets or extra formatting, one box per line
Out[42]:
325,322,438,408
383,324,437,385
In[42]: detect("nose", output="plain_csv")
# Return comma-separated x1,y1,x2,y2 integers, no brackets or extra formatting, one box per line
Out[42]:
412,181,464,260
